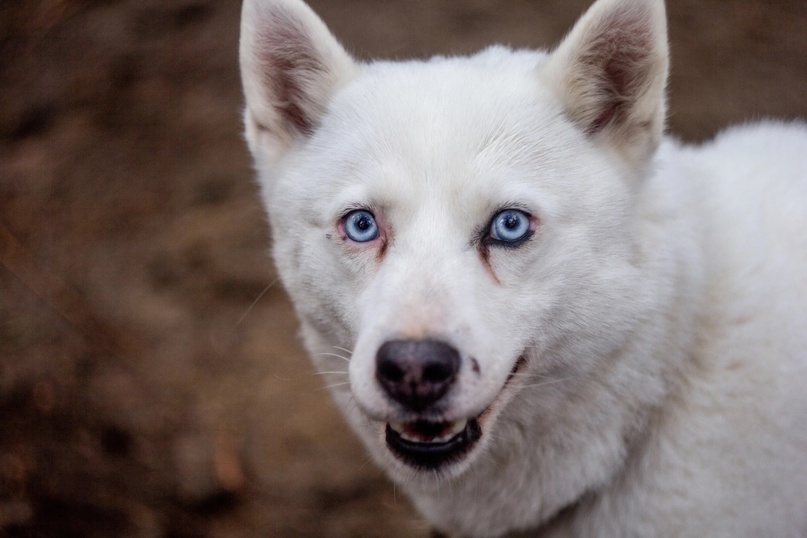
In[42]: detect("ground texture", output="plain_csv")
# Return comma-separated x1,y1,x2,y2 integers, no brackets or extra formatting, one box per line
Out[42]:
1,0,805,536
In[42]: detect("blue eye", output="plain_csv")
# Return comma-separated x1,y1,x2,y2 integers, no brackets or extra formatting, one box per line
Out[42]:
344,210,379,242
489,209,531,243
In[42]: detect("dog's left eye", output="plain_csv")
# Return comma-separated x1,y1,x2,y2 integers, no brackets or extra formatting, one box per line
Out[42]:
489,209,532,244
343,209,379,242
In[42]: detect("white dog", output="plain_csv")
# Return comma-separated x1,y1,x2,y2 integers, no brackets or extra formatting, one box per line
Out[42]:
240,0,807,535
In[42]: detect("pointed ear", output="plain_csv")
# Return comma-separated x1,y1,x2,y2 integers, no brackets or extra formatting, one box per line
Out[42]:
240,0,358,163
541,0,668,167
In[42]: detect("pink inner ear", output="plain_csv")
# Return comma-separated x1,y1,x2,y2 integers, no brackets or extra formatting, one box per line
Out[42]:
256,8,327,137
574,7,657,135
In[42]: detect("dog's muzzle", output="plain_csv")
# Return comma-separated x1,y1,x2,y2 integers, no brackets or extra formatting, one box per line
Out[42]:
375,339,481,469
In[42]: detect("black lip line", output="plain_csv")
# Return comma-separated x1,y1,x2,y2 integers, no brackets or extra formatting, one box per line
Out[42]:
507,355,527,382
386,420,482,470
479,354,526,421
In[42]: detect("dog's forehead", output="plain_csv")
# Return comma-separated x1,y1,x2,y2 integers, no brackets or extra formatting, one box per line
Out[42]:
337,52,556,148
298,52,579,207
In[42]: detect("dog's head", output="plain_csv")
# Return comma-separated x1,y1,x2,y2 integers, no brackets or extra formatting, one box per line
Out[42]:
241,0,668,482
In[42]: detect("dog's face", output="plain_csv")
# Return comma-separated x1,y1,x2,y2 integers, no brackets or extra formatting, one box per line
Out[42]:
241,0,668,483
267,66,646,478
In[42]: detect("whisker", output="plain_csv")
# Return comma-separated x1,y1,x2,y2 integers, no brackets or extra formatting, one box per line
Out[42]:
333,345,354,354
314,352,351,362
310,371,349,376
519,377,574,389
235,278,279,327
509,372,553,379
315,381,352,391
272,373,295,381
359,454,376,471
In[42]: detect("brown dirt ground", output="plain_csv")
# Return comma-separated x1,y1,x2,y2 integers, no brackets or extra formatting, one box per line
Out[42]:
0,0,805,536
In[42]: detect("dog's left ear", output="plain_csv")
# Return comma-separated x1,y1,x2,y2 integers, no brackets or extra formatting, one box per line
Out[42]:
542,0,668,167
240,0,358,165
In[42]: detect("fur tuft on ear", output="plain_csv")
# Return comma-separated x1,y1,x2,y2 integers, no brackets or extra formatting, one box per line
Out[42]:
240,0,357,163
542,0,668,167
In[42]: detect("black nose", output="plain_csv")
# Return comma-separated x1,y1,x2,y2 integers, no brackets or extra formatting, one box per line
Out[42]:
375,339,460,411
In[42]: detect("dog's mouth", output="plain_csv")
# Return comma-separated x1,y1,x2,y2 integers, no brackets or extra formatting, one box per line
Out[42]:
383,355,526,470
386,418,482,469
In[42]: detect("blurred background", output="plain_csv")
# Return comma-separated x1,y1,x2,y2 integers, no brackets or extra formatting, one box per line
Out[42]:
0,0,805,536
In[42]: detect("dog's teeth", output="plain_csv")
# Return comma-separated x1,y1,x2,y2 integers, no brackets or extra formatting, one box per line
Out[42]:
449,419,468,435
431,419,468,443
389,421,406,434
400,431,421,443
389,419,469,444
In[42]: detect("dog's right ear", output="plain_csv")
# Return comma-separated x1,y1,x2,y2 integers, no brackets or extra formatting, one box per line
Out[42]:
240,0,357,164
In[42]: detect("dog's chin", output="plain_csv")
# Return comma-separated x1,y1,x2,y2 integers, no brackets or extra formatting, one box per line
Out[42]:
378,356,527,475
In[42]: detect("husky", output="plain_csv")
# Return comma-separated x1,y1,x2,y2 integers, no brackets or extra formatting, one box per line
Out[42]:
239,0,807,535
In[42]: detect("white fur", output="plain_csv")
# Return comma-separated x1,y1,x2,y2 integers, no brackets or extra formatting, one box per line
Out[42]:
240,0,807,535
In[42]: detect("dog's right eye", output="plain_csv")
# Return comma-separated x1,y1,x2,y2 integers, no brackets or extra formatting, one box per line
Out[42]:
343,210,379,242
488,209,533,245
